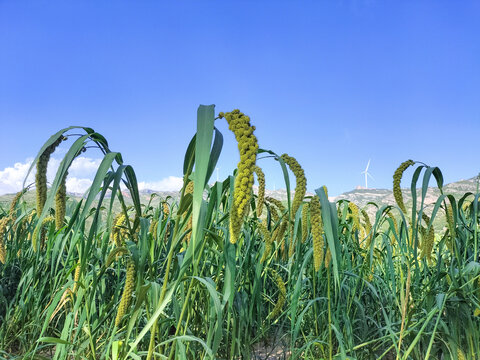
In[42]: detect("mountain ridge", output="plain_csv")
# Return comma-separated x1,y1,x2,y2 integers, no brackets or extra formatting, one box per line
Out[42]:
1,176,478,212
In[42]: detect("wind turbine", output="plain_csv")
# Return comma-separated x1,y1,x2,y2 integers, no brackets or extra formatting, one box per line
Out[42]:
361,159,374,189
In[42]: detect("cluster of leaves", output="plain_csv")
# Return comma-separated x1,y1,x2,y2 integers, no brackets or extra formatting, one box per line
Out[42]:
0,106,479,360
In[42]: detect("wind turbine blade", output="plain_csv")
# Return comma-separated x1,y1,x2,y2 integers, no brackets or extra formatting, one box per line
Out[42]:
365,159,371,172
367,173,375,180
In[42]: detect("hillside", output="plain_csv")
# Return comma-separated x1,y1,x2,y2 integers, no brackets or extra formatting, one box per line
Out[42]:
332,176,479,209
1,176,478,216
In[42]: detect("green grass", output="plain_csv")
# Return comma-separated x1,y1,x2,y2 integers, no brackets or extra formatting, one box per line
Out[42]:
0,106,479,360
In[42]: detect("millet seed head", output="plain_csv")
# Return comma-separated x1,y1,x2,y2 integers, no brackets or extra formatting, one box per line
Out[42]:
224,109,258,244
393,160,415,214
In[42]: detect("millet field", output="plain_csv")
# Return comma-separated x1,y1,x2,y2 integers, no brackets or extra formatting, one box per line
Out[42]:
0,105,479,359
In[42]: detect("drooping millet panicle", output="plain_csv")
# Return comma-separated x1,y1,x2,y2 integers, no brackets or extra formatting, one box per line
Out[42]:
310,195,324,272
9,190,24,221
265,197,287,245
324,248,332,269
347,202,361,233
445,203,456,249
219,110,258,244
258,221,272,263
253,166,265,217
183,180,194,243
265,197,286,215
421,212,430,224
115,259,136,327
0,217,8,264
184,179,194,196
457,349,466,360
36,136,65,215
462,200,472,212
162,202,170,219
163,222,171,243
266,204,281,247
55,171,67,230
419,212,432,259
280,153,307,221
41,215,55,226
277,221,288,260
105,246,129,268
28,209,37,222
72,260,81,293
422,226,435,263
267,270,286,320
393,160,415,214
32,215,55,249
36,160,48,216
288,230,295,259
386,210,398,236
149,219,158,239
111,213,127,247
280,154,307,258
301,202,309,243
269,204,280,225
161,203,172,242
361,209,373,247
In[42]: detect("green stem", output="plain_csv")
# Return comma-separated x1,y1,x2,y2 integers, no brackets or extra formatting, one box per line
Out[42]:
167,228,209,359
327,266,332,360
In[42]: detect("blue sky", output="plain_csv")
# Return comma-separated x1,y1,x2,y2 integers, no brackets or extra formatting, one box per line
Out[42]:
0,1,479,196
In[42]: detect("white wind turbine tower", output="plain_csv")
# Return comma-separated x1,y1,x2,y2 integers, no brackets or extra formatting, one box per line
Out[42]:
361,159,374,189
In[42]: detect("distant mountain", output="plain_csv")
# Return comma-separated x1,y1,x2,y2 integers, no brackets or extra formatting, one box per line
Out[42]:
332,176,479,209
252,185,315,202
0,188,179,212
1,176,478,214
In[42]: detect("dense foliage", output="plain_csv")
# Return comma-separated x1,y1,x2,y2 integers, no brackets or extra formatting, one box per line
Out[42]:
0,105,479,360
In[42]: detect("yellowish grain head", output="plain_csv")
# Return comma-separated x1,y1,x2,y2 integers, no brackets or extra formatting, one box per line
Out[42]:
115,259,136,327
32,215,55,249
36,136,65,215
267,270,286,320
55,172,68,230
111,213,127,247
72,260,81,293
347,202,360,234
222,109,258,244
253,166,265,217
280,153,307,221
393,160,415,214
361,209,373,248
0,217,9,264
301,203,309,243
258,221,272,263
310,195,324,272
9,190,24,221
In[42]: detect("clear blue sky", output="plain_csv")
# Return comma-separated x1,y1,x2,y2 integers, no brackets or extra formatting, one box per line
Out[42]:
1,1,479,196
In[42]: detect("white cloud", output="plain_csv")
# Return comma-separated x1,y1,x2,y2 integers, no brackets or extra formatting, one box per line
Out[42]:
0,157,101,195
0,160,33,195
0,157,183,195
68,157,103,177
137,176,184,192
66,177,93,194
